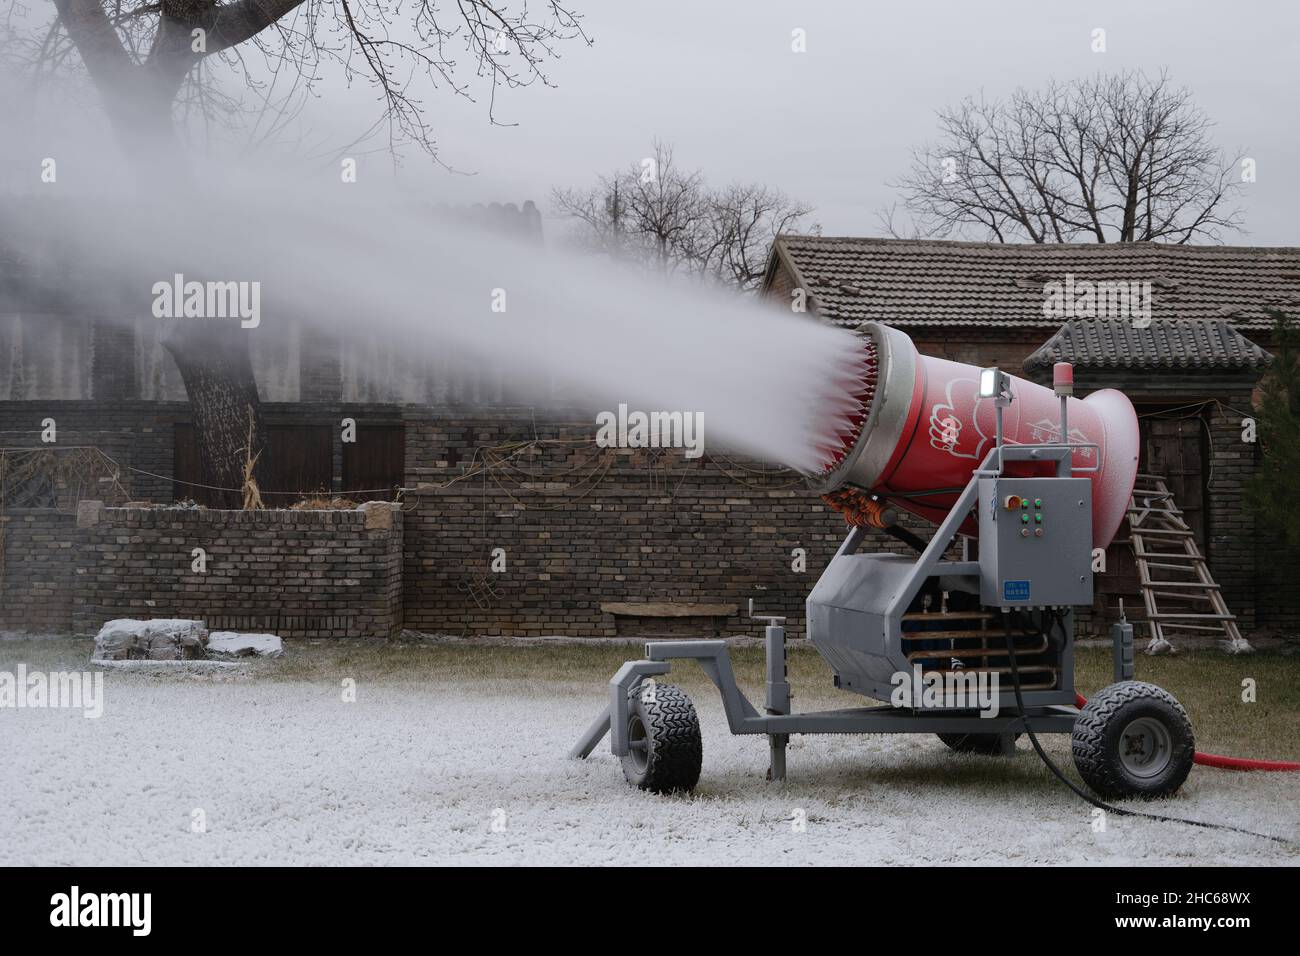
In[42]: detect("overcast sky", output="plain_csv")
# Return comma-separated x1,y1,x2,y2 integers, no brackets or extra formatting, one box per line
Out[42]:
384,0,1300,244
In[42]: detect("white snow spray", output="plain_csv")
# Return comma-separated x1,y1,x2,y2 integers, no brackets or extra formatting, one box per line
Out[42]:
6,178,872,473
0,76,872,474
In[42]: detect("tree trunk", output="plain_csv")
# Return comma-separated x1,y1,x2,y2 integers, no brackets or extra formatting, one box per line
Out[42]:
162,322,269,508
53,0,272,507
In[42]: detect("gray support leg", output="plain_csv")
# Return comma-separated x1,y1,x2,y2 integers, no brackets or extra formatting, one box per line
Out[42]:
768,734,788,782
568,706,612,760
1112,618,1135,683
764,623,791,714
764,622,791,782
570,659,670,759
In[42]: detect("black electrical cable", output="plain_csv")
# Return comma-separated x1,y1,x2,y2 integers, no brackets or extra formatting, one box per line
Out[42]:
884,524,928,554
1000,611,1295,846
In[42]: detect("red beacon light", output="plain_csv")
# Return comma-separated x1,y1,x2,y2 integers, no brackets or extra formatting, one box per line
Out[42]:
1053,362,1074,397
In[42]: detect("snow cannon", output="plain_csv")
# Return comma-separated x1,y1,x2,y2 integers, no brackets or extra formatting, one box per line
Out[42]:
575,326,1194,806
807,322,1140,550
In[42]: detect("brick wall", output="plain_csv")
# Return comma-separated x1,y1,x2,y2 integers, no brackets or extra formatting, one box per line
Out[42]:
300,332,342,403
0,401,177,502
1255,538,1300,630
90,319,138,401
72,504,403,638
0,510,78,632
0,503,402,638
3,390,1295,639
400,414,923,638
0,400,410,504
1206,391,1258,629
909,326,1057,372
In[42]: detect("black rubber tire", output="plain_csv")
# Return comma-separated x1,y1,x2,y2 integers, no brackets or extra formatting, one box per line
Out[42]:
936,732,1021,756
1072,681,1195,800
620,682,702,794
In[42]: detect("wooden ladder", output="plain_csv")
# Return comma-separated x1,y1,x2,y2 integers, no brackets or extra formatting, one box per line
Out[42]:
1127,473,1249,653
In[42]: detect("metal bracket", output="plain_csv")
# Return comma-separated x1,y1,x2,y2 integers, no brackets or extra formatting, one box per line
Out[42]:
1112,616,1135,682
645,640,762,732
568,659,670,759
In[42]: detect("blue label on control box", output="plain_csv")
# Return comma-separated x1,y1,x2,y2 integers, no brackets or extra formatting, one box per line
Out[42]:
1003,580,1031,602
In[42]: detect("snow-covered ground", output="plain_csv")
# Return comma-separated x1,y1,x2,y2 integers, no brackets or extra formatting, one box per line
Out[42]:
2,640,1297,866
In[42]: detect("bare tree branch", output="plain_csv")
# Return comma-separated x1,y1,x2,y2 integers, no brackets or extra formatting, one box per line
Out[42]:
3,0,592,162
206,0,306,54
884,70,1245,244
553,141,819,292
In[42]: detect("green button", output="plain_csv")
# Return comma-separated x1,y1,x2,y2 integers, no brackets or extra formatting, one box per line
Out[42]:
1022,501,1029,509
1034,498,1042,508
1035,514,1042,523
1021,514,1029,523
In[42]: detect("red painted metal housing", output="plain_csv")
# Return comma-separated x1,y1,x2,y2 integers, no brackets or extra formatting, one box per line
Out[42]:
813,323,1139,550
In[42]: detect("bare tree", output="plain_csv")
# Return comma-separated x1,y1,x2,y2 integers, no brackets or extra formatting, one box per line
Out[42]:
2,0,590,506
550,174,628,257
553,141,817,291
620,141,707,272
886,70,1244,244
697,183,815,291
5,1,591,163
552,141,705,273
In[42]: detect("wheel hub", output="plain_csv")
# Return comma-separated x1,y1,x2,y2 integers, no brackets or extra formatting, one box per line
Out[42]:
626,715,649,773
1119,716,1173,778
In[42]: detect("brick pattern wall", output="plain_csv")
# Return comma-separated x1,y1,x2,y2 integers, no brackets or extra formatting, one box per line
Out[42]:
71,505,403,638
1255,541,1300,630
1206,391,1258,629
0,401,176,502
401,415,923,638
3,384,1294,637
299,331,342,403
90,319,138,400
0,510,78,632
908,327,1059,373
0,504,402,638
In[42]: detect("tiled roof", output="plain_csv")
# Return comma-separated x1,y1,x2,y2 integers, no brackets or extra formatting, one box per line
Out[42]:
1023,318,1272,374
766,236,1300,332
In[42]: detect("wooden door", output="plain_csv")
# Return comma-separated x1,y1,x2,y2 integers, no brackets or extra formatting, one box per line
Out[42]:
1142,413,1209,547
1093,406,1210,630
341,423,405,500
174,423,332,507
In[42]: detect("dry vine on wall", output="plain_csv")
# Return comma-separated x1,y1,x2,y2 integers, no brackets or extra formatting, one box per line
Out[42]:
0,447,128,598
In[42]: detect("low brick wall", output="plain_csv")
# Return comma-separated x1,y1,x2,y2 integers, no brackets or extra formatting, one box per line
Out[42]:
4,398,1297,640
401,416,923,639
0,503,403,638
404,478,852,639
0,510,79,632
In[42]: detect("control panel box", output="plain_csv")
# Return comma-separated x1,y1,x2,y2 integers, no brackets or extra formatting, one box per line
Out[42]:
978,477,1093,607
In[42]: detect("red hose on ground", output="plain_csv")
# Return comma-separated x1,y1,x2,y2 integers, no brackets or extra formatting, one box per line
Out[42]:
1073,693,1300,771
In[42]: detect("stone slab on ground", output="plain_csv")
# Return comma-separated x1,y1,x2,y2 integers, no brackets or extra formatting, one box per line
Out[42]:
92,659,242,671
91,619,209,661
206,631,284,658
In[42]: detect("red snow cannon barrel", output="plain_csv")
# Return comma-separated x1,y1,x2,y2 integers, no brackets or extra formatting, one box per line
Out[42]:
809,322,1139,549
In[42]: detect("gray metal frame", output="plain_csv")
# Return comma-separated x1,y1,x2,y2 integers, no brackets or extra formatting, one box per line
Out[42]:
570,413,1131,781
807,442,1091,708
568,629,1082,779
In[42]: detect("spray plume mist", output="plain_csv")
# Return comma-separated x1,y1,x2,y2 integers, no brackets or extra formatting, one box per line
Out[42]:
7,185,873,476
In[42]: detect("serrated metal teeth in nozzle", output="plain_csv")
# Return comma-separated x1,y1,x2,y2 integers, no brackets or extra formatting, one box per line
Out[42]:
810,336,879,476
